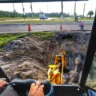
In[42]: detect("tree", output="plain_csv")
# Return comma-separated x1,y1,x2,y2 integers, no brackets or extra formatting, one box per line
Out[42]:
88,10,94,18
0,10,71,18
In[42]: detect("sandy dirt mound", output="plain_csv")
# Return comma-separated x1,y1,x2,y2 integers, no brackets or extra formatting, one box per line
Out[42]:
1,36,57,80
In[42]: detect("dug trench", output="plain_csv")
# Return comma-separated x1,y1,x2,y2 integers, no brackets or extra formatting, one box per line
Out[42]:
0,31,90,85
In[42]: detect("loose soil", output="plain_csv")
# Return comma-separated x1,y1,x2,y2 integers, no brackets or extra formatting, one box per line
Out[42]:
0,31,90,84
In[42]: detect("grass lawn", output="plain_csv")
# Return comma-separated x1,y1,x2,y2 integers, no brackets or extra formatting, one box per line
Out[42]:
79,17,94,21
0,19,64,24
0,17,27,21
0,33,25,48
0,17,38,21
0,17,74,24
0,32,54,50
31,32,54,40
0,17,93,24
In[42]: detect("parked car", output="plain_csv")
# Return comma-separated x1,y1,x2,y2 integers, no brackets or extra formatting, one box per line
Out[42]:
39,13,48,19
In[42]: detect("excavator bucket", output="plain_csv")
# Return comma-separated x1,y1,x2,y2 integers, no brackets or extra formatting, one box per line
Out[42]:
48,64,62,84
48,50,68,84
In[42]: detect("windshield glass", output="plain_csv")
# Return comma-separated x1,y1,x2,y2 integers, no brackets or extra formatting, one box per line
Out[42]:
86,52,96,90
0,1,95,85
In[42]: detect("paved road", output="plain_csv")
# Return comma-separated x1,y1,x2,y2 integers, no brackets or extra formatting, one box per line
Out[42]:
0,23,93,33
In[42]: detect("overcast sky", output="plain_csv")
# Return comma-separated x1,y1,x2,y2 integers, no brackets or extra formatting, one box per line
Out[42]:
0,0,95,16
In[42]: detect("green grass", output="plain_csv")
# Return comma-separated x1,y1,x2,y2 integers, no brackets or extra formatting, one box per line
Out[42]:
0,20,63,24
0,17,74,24
0,17,94,24
0,33,25,48
31,32,54,40
0,32,54,50
79,17,94,21
0,17,37,21
0,17,21,21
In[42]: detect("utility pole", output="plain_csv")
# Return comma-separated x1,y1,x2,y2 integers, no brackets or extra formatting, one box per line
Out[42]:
61,1,63,18
22,3,25,21
83,3,86,17
12,3,15,17
74,0,77,21
30,2,33,18
47,4,48,17
60,1,63,30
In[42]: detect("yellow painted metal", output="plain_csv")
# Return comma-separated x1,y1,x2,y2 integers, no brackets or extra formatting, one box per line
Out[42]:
48,50,67,84
48,65,62,84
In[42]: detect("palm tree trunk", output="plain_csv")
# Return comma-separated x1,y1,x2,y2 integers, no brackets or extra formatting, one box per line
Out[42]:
90,14,91,18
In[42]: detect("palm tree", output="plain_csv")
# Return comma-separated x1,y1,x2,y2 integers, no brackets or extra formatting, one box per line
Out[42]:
88,10,94,18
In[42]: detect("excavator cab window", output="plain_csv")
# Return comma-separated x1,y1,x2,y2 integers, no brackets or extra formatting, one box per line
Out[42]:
80,13,96,93
85,52,96,91
0,0,96,96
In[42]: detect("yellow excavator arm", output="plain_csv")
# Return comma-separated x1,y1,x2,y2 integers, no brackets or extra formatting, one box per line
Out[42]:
48,51,67,84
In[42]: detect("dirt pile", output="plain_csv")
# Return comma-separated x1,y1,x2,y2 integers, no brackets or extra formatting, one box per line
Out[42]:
52,32,90,69
1,36,58,80
0,31,90,83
